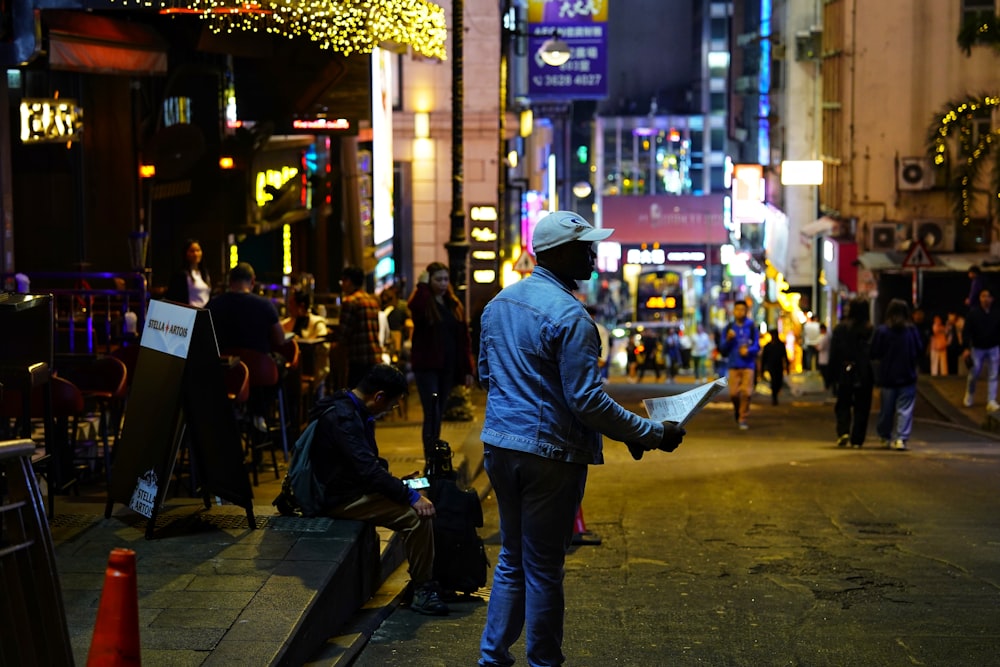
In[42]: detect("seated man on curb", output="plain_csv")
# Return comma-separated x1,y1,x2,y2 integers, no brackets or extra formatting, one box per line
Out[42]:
273,364,449,616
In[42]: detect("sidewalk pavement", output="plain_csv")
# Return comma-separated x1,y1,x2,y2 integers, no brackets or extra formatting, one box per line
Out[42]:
46,371,992,666
50,388,490,666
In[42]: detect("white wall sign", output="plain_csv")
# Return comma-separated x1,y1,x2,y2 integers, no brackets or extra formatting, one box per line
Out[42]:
142,300,198,359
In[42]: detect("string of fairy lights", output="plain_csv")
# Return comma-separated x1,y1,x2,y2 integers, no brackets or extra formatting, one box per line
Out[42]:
928,94,1000,227
123,0,447,59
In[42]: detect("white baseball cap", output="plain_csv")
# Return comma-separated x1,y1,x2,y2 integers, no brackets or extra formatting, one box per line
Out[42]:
531,211,614,253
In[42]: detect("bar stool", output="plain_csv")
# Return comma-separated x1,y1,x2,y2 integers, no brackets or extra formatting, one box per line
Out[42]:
0,438,74,665
277,338,301,446
222,348,283,486
0,376,85,517
58,355,128,483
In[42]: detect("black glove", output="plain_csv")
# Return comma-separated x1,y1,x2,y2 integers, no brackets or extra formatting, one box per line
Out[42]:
626,441,647,460
626,422,686,460
658,421,686,452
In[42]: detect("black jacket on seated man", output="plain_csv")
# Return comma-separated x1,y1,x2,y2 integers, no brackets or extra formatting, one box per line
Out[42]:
274,364,449,616
308,389,414,511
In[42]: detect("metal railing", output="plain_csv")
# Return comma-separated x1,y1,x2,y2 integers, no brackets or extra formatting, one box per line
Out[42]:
2,272,148,355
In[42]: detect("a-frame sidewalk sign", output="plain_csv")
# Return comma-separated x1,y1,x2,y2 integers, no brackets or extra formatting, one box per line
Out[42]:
105,299,255,538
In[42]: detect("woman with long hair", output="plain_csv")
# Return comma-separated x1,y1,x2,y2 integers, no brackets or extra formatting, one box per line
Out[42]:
408,262,475,463
870,298,925,450
829,298,874,447
165,239,211,307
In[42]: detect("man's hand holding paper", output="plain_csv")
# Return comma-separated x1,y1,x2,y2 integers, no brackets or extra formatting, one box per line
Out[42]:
626,420,686,460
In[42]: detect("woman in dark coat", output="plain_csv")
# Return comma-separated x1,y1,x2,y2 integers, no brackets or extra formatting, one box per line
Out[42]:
759,329,789,405
407,262,475,461
829,298,875,448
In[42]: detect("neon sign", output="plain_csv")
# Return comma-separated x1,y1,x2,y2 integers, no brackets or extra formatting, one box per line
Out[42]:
255,166,299,207
292,118,351,131
19,99,82,144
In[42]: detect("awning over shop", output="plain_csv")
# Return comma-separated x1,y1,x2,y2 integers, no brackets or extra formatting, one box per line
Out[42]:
601,194,730,245
857,252,901,271
858,251,995,272
800,215,839,237
46,11,167,76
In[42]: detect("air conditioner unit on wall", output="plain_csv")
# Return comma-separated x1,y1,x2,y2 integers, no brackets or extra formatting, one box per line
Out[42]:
869,222,908,251
912,219,956,253
897,157,937,191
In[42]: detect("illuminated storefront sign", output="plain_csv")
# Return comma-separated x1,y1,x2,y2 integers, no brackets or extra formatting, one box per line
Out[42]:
624,248,704,265
255,166,299,208
470,204,499,284
371,48,395,246
19,98,83,144
292,118,351,131
626,247,666,265
527,0,609,100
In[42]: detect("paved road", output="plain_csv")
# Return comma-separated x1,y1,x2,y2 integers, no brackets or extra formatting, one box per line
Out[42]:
345,382,1000,667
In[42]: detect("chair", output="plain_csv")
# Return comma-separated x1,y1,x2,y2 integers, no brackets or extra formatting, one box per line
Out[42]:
224,359,251,404
222,348,283,486
57,355,128,483
278,337,301,446
110,343,140,390
0,376,85,517
298,338,330,422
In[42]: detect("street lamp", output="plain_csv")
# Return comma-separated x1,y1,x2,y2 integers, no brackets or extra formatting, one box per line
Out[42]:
538,35,571,66
447,0,470,303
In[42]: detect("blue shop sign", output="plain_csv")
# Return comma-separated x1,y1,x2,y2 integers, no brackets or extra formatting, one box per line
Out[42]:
528,23,608,100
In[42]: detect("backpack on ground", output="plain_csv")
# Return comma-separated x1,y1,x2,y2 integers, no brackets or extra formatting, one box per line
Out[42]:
428,476,489,595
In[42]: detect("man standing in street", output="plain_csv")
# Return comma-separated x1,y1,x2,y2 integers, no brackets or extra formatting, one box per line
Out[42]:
337,266,384,388
801,313,821,371
719,300,760,430
962,287,1000,412
476,210,686,667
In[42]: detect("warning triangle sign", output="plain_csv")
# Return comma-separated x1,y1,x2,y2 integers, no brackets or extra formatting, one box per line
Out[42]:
901,240,935,268
513,250,536,273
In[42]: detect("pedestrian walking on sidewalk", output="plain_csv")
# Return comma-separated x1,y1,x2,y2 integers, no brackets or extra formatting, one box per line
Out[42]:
829,297,874,448
760,329,789,405
719,300,760,430
691,324,713,382
929,314,950,376
871,299,925,450
802,314,821,371
477,210,685,667
272,364,450,616
961,287,1000,412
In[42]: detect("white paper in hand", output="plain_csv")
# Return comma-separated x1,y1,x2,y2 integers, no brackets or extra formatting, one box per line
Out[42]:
642,377,729,427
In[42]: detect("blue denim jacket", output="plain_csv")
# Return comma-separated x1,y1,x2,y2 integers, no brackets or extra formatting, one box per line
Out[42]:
478,266,665,465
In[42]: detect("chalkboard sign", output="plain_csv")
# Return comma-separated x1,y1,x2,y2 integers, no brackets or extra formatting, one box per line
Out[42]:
106,300,255,538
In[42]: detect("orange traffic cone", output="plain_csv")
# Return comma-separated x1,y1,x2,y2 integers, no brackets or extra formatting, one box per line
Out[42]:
571,506,602,546
87,547,141,666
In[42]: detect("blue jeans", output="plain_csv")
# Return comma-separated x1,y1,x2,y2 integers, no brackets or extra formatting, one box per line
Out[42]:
414,370,455,451
877,383,916,443
966,346,999,404
479,445,587,667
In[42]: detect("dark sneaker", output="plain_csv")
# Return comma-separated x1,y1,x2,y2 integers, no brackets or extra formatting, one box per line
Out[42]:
837,434,849,447
272,491,300,517
411,582,450,616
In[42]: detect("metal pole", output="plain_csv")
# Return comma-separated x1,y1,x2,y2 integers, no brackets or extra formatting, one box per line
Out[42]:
446,0,470,307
